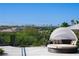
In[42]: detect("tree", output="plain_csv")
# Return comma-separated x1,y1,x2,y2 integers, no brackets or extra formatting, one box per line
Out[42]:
60,22,69,27
76,20,79,24
71,19,79,25
71,19,75,25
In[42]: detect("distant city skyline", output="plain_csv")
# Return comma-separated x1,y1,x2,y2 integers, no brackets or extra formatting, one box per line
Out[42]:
0,3,79,26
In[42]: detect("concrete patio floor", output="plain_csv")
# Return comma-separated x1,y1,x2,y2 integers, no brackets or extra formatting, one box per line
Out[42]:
0,46,21,56
0,46,79,56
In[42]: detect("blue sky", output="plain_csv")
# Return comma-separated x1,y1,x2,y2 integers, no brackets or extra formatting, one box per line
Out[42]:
0,3,79,26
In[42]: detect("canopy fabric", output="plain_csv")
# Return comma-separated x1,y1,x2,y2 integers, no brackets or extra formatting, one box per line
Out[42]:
49,27,78,41
67,24,79,30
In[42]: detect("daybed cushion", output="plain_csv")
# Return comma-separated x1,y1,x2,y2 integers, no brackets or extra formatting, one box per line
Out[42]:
47,44,77,49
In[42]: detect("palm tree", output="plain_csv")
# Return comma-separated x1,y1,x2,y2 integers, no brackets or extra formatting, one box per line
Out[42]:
71,19,75,25
71,18,79,25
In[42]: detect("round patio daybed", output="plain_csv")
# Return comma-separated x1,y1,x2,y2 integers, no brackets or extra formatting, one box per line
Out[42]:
47,27,78,53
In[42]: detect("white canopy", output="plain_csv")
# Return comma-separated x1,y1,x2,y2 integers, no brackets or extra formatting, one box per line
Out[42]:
49,27,78,41
67,24,79,30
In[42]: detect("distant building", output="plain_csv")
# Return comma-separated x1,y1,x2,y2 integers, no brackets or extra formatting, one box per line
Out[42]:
0,27,17,32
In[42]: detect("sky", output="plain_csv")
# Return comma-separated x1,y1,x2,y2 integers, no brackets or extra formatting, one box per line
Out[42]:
0,3,79,26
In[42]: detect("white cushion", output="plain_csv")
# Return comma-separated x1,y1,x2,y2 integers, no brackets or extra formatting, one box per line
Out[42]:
47,44,77,49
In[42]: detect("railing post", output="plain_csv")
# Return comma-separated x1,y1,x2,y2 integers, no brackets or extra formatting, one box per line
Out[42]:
21,47,26,56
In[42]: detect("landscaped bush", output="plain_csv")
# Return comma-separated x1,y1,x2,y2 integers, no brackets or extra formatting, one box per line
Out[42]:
0,26,55,47
0,48,4,55
14,27,54,47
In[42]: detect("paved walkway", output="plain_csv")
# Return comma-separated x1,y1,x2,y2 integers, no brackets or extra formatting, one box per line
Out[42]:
0,46,79,56
26,47,79,56
0,46,21,56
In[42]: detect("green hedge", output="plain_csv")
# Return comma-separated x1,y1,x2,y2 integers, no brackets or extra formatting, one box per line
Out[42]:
0,48,4,55
0,27,55,47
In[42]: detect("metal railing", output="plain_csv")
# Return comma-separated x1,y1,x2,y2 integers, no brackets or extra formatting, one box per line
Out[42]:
21,47,26,56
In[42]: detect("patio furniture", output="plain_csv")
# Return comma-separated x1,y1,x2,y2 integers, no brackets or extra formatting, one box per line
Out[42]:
47,44,78,53
47,27,78,53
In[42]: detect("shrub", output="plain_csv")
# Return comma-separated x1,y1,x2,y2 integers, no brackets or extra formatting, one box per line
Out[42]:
0,48,4,55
